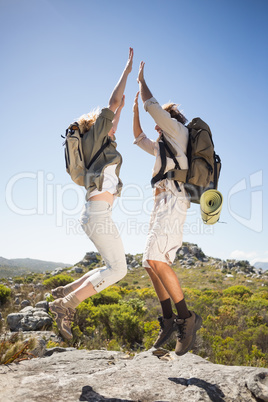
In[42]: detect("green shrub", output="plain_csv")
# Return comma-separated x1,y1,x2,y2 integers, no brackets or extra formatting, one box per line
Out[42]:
223,285,253,299
13,277,24,284
24,275,35,283
75,302,144,348
0,284,11,304
119,281,128,288
91,288,122,306
43,274,74,289
119,298,147,316
143,320,159,349
109,304,144,346
107,339,121,351
136,288,157,300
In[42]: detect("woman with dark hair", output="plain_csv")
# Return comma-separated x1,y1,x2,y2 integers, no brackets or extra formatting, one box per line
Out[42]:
48,48,133,340
133,61,202,356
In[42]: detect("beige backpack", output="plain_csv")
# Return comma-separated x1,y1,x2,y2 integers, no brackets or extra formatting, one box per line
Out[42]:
62,123,110,186
151,118,221,204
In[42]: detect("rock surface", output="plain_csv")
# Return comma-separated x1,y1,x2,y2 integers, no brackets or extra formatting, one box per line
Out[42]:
1,349,268,402
6,303,52,331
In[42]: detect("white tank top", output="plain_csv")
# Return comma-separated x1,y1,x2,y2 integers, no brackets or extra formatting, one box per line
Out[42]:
89,164,118,198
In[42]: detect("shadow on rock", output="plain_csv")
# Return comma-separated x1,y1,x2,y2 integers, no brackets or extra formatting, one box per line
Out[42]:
169,377,225,402
79,386,135,402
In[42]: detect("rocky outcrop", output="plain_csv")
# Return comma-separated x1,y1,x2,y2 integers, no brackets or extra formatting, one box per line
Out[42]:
126,254,142,270
174,243,268,279
78,252,100,267
0,349,267,401
6,302,51,331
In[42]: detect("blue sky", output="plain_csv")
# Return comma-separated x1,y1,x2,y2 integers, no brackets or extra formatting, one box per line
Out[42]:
1,0,267,266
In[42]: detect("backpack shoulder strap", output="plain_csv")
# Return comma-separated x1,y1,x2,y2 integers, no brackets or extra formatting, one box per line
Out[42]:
151,141,167,187
151,136,183,191
86,138,111,170
161,135,180,170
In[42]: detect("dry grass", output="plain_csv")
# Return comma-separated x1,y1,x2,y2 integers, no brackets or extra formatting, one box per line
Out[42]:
0,333,38,365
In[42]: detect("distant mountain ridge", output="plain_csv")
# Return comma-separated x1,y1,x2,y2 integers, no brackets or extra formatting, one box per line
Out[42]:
254,261,268,271
0,257,72,278
1,248,267,279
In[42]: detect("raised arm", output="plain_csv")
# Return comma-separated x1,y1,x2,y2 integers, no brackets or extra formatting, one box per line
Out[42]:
133,91,143,138
132,91,155,156
137,61,153,104
108,95,125,137
108,48,133,112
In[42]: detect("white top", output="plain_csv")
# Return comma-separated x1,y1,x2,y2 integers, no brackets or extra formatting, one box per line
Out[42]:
89,164,119,198
134,97,190,204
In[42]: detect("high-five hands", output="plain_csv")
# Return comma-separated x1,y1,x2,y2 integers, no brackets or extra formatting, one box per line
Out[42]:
137,61,145,83
125,47,134,74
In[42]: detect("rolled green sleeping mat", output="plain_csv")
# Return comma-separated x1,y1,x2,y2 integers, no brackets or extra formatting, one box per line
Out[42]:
200,189,223,225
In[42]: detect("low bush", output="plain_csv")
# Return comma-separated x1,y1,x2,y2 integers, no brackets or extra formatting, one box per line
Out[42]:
43,274,74,289
0,285,11,304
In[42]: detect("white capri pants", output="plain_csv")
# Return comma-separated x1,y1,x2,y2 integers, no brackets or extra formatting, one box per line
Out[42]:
80,200,127,292
143,191,188,268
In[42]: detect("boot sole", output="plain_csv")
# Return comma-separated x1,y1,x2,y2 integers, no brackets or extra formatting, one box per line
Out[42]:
175,315,203,356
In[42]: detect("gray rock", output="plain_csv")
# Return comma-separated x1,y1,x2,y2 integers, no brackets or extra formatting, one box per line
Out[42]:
78,251,100,266
0,350,267,401
21,300,31,308
246,371,268,401
73,267,83,273
35,283,44,288
14,297,20,305
35,301,48,310
178,245,190,256
51,268,64,276
6,313,24,329
20,306,34,313
6,301,52,331
31,338,47,358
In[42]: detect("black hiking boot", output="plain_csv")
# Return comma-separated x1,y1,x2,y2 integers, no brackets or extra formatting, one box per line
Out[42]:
153,312,177,348
174,311,202,356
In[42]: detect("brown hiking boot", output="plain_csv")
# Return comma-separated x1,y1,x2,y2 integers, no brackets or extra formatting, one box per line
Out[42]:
153,312,177,348
51,286,67,299
49,298,75,340
174,311,202,356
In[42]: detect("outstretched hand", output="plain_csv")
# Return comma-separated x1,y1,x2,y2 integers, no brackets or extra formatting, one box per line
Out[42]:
137,61,145,83
125,47,133,74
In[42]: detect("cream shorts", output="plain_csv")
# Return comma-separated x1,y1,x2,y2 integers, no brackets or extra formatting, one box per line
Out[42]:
143,192,188,268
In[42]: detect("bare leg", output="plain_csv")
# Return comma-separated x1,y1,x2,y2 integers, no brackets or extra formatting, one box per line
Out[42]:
147,260,185,304
71,278,97,303
145,267,170,301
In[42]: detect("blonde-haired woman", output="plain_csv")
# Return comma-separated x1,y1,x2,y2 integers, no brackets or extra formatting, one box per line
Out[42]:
49,48,133,339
